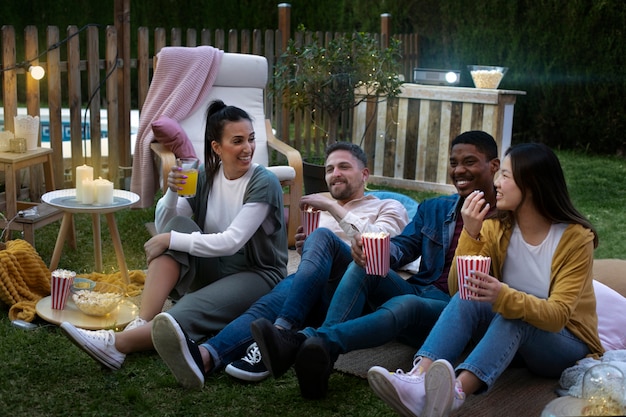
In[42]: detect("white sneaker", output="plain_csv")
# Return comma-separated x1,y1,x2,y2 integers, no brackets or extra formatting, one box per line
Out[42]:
367,357,427,417
124,316,147,331
60,322,125,370
423,359,463,417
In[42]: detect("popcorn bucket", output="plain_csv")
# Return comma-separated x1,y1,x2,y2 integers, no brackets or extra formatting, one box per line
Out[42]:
50,269,76,310
362,232,390,276
14,115,40,151
456,256,491,300
301,206,321,236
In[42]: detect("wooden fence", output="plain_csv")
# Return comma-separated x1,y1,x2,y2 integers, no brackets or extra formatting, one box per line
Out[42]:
1,22,419,199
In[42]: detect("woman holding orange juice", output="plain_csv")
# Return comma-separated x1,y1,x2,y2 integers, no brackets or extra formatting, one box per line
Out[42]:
60,100,288,371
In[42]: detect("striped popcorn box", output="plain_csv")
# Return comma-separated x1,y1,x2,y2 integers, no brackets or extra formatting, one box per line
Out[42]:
362,232,391,276
301,206,321,236
51,269,76,310
456,255,491,300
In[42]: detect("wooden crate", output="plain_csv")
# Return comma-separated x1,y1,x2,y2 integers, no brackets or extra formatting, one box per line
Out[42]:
353,84,525,193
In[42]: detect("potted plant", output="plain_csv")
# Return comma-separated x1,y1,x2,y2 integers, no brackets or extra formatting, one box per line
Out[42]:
272,28,403,193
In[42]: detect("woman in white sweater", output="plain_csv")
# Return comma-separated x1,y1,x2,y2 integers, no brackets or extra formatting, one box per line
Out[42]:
60,100,288,371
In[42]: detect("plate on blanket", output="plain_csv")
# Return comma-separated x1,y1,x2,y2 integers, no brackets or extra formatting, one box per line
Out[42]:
36,296,139,330
540,396,587,416
42,189,139,214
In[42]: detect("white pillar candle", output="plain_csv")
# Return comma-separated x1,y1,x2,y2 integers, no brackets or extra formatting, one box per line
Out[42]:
81,179,95,204
94,177,114,205
75,165,93,202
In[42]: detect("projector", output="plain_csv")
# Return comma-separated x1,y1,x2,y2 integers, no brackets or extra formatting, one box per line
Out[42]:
413,68,461,86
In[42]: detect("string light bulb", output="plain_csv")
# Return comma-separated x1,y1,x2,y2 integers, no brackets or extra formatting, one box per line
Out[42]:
28,65,45,80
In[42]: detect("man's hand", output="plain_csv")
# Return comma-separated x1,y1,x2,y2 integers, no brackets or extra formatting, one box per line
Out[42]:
294,225,306,255
300,193,348,226
144,233,171,264
460,190,490,239
300,194,335,212
350,233,366,267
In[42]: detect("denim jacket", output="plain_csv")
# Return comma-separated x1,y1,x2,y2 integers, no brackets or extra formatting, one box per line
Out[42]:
389,194,461,286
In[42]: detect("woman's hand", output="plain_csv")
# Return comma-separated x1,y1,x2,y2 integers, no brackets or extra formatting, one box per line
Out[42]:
144,233,171,264
350,233,366,268
166,165,187,193
464,270,502,303
461,190,490,239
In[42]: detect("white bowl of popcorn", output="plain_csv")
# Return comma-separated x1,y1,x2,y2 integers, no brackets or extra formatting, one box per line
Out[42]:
468,65,508,89
72,281,124,317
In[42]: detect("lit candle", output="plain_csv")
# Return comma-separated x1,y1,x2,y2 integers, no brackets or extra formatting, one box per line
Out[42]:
75,165,93,202
94,177,114,205
81,179,95,204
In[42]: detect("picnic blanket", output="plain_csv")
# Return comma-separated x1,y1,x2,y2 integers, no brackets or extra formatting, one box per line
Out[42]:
0,240,50,322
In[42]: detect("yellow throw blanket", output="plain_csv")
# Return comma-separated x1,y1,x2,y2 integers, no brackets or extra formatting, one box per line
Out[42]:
0,239,145,322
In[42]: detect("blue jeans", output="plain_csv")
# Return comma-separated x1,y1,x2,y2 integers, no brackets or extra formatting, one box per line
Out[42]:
301,262,450,359
201,227,352,369
275,228,352,330
417,293,591,392
201,276,293,370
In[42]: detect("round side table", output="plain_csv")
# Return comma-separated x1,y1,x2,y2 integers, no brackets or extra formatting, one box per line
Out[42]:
42,189,139,284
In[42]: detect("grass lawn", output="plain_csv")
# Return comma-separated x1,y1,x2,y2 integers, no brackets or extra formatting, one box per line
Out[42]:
0,150,624,416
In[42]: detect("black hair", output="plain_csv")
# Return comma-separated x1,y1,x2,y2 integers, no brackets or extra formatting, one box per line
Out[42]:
324,141,368,167
451,131,498,161
501,143,598,247
204,100,253,183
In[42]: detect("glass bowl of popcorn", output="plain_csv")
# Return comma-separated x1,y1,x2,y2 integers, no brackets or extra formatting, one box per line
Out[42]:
468,65,508,89
71,281,124,317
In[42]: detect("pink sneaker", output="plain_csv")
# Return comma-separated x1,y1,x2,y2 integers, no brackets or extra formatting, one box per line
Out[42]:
423,359,465,417
367,357,427,417
452,380,466,412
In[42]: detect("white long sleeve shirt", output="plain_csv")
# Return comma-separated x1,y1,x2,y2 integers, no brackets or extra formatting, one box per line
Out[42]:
155,164,271,257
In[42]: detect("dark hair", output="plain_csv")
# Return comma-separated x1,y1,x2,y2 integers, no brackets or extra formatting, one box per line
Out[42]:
500,143,598,247
324,142,368,167
451,131,498,161
204,100,253,183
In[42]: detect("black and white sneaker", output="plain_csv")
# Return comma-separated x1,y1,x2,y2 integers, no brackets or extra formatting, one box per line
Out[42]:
152,312,205,390
225,342,270,382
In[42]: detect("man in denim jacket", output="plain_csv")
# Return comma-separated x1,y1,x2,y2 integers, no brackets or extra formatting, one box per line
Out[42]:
252,130,500,399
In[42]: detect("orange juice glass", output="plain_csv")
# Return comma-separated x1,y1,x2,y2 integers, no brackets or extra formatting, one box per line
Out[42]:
177,158,199,197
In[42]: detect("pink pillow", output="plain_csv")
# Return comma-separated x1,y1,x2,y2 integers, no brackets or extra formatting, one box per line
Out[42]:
593,280,626,351
151,116,197,159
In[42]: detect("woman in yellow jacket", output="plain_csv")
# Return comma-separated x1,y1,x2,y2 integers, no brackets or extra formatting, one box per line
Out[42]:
368,143,601,417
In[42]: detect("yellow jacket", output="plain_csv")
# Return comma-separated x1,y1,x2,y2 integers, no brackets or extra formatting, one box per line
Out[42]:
448,220,603,357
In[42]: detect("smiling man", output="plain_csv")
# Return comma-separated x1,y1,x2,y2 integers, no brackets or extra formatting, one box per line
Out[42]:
150,141,410,389
251,130,500,399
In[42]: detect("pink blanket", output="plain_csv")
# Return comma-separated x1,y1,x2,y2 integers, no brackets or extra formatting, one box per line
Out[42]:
130,46,223,207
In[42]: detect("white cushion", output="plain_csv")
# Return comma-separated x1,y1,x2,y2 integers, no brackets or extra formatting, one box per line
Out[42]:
267,166,296,182
177,53,270,166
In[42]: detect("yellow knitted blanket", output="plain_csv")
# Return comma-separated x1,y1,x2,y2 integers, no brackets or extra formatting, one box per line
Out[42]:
0,239,145,322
